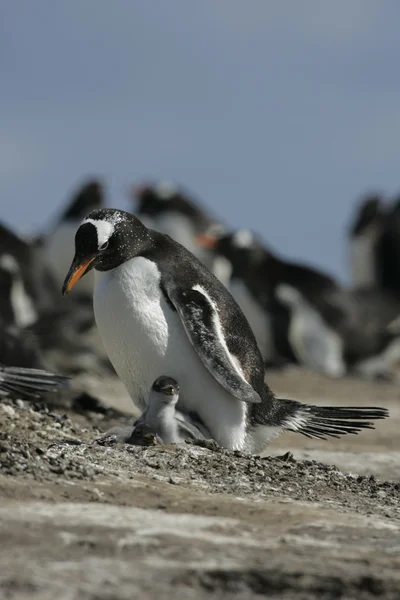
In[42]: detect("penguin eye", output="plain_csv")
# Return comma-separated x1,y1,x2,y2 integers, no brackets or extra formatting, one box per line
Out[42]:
99,240,109,251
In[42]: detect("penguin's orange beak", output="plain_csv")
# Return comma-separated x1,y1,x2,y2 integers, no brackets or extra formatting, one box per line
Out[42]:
62,257,95,295
196,234,219,250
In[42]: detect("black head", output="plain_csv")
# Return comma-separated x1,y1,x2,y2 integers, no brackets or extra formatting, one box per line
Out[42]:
151,376,179,396
128,423,159,446
350,195,385,235
61,179,104,222
133,181,178,218
133,181,212,230
62,208,151,295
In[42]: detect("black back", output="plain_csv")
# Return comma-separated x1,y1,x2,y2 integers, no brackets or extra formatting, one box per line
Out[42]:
141,231,272,405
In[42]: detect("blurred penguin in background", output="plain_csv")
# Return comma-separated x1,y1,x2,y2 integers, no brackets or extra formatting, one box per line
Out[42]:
0,221,58,315
198,228,340,368
199,226,400,380
131,180,229,280
375,197,400,295
348,194,386,290
40,179,104,297
0,218,109,378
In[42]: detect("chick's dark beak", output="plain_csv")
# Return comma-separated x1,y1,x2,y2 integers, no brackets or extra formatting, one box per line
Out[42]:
62,256,95,295
142,432,159,446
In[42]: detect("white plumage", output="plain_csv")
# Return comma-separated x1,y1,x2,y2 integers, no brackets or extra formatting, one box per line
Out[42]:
276,284,346,378
93,257,249,450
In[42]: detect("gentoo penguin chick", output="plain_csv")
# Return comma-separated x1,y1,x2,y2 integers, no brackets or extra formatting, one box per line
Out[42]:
132,181,227,277
276,284,346,378
100,376,208,446
100,423,160,446
348,194,386,289
43,179,104,296
0,365,69,400
135,376,210,444
62,208,388,453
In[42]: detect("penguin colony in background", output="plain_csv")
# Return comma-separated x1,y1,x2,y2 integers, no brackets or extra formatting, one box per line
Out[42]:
0,178,394,452
0,180,111,403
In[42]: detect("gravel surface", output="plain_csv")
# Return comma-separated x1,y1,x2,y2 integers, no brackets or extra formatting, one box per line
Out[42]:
0,370,399,599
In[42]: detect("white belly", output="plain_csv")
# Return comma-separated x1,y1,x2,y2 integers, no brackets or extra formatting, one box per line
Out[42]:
229,279,273,361
93,257,248,450
288,306,346,378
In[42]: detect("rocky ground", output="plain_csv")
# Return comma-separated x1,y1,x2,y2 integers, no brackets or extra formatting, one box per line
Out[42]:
0,368,399,599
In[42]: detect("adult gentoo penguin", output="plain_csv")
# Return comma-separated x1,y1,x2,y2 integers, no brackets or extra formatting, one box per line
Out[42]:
134,376,210,444
62,209,388,453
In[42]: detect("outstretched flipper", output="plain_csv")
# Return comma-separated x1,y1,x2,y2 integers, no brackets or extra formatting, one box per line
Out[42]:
0,365,70,400
276,399,389,440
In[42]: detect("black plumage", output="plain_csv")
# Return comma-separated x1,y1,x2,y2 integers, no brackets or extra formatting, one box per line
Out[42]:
0,365,69,400
62,209,389,451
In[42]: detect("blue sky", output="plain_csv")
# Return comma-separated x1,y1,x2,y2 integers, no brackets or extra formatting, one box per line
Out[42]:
3,1,400,281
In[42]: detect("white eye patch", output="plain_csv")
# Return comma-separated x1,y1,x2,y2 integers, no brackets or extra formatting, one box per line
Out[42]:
232,229,253,248
82,218,115,249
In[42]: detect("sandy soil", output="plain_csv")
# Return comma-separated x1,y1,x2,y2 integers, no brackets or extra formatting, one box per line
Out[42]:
0,369,399,599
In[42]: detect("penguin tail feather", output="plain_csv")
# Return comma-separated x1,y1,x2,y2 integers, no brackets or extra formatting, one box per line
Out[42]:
0,366,70,400
279,399,389,440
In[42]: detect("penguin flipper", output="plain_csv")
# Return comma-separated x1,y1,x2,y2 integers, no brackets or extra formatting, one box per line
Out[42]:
167,286,261,404
0,365,70,400
175,412,207,440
